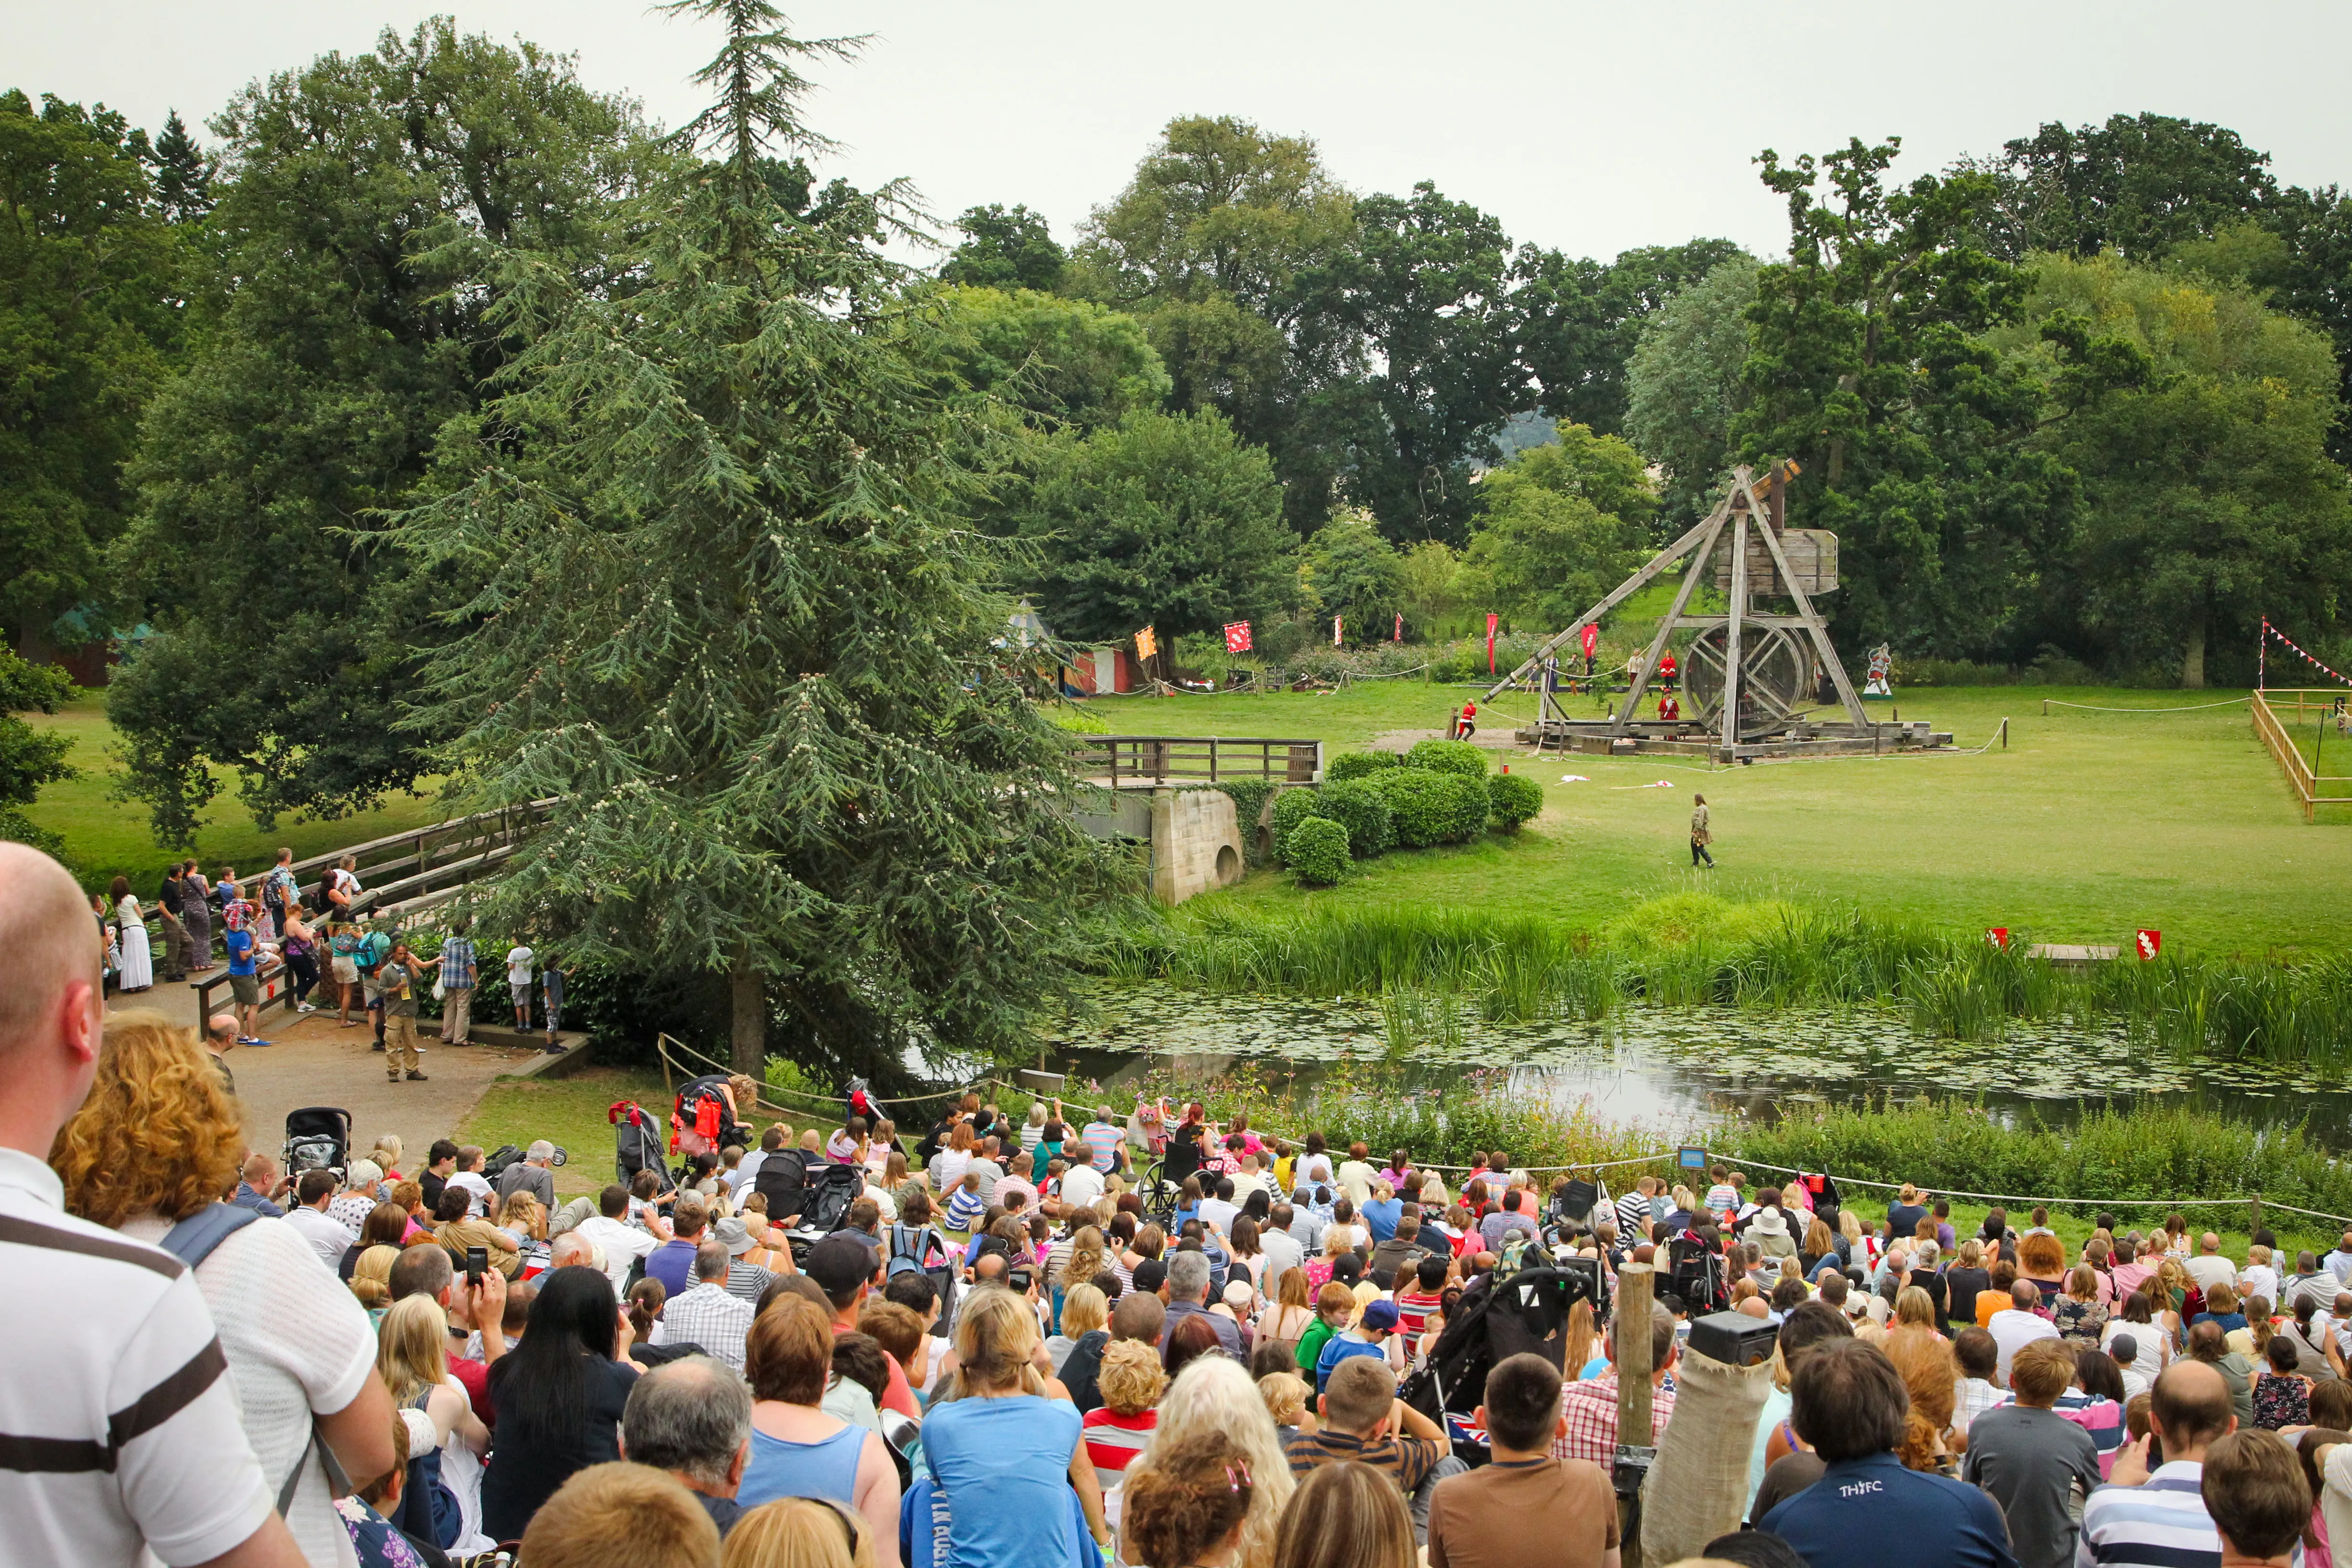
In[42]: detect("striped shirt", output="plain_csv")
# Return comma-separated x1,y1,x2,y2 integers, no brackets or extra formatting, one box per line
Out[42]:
944,1187,986,1234
2075,1461,2240,1568
0,1148,276,1568
1614,1191,1652,1237
1703,1183,1739,1218
2052,1392,2127,1479
1082,1407,1156,1491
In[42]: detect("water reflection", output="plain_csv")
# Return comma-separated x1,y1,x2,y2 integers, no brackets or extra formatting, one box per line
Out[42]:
1040,983,2352,1147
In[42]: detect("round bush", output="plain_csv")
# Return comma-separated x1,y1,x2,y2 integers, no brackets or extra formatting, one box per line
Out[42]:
1367,768,1453,848
1435,773,1490,842
1487,772,1544,832
1325,749,1403,784
1406,738,1487,777
1284,817,1351,887
1269,786,1324,864
1313,779,1395,859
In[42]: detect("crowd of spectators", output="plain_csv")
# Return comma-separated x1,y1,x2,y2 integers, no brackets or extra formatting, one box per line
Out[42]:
15,836,2352,1568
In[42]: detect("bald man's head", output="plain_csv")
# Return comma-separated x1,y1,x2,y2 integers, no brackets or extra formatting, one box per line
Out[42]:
207,1014,237,1046
0,844,102,1060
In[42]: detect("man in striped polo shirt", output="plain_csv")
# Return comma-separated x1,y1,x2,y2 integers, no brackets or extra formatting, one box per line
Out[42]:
0,843,303,1568
2076,1360,2237,1568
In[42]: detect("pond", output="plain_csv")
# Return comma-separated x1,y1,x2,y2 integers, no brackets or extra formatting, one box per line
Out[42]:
1036,982,2352,1146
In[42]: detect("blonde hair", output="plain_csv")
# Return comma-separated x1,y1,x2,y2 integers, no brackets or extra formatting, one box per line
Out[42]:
1065,1226,1107,1291
723,1498,870,1568
1273,1459,1413,1568
52,1011,241,1226
953,1285,1042,1395
1257,1371,1307,1427
377,1294,450,1404
503,1192,548,1240
523,1462,722,1568
1099,1338,1168,1416
1060,1282,1109,1339
350,1244,401,1309
1133,1357,1293,1568
1895,1286,1937,1331
369,1134,404,1172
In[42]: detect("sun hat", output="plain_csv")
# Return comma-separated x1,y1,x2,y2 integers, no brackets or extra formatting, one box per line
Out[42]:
714,1216,755,1257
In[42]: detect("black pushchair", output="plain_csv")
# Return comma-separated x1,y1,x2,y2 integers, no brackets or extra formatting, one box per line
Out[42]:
1403,1263,1605,1465
611,1101,675,1194
283,1107,351,1181
783,1163,867,1265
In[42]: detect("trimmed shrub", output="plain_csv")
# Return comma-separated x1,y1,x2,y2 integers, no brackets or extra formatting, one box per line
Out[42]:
1269,786,1324,864
1368,768,1454,848
1325,749,1403,783
1406,738,1487,776
1435,773,1490,842
1285,817,1351,887
1487,772,1544,832
1313,779,1395,859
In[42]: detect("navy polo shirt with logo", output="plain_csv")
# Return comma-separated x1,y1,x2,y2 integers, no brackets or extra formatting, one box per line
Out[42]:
1758,1451,2018,1568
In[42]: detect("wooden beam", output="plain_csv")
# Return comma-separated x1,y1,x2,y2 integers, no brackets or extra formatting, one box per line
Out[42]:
1482,495,1734,700
1750,502,1871,728
1721,510,1749,752
1608,512,1724,736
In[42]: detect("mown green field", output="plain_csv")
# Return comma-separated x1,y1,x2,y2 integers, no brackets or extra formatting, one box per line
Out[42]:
22,694,448,894
1089,680,2351,958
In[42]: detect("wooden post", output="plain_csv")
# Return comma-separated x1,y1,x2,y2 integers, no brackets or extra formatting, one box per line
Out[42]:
1609,510,1726,738
1720,513,1749,756
1617,1261,1656,1568
2251,1193,2264,1236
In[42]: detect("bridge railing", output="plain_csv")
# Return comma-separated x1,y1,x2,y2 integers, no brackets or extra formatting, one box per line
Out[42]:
1069,735,1322,787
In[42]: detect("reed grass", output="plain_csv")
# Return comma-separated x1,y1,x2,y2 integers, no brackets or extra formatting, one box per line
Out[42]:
1099,894,2352,1066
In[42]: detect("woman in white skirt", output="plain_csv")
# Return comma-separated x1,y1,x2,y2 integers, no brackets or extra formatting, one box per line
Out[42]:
109,875,154,992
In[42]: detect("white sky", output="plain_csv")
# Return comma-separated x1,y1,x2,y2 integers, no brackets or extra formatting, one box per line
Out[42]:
18,1,2352,262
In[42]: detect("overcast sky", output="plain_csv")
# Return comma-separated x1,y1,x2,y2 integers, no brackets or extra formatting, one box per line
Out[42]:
20,1,2352,262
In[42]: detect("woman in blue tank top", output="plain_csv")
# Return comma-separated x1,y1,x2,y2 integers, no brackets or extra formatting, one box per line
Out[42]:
921,1288,1110,1566
735,1296,899,1557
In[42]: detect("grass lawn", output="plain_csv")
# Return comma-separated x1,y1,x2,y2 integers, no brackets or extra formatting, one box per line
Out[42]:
1087,679,2352,959
458,1065,673,1201
21,693,449,894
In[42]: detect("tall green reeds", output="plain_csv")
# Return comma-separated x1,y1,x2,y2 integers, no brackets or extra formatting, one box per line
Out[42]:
1100,896,2352,1066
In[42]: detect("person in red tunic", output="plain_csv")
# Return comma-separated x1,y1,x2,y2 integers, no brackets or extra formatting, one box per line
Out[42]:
1455,700,1478,740
1659,693,1681,722
1658,651,1679,689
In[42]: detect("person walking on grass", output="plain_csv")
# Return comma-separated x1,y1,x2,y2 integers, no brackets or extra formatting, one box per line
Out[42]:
1691,793,1715,868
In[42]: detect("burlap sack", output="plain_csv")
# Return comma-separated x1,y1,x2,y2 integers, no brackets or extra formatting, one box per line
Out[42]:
1640,1344,1776,1566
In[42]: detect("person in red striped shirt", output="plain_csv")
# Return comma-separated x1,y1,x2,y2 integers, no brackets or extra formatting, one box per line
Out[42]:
1082,1340,1166,1495
1395,1255,1450,1339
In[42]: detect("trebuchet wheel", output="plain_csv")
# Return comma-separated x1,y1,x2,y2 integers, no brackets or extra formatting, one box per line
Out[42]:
1680,625,1808,730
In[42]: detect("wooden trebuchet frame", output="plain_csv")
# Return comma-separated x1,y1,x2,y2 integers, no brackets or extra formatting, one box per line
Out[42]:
1485,465,1871,743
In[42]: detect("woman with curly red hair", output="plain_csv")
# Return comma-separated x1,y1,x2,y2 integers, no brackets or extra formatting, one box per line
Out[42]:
52,1010,395,1566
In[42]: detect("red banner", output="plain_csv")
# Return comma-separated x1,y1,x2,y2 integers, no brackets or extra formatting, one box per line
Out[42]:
2135,929,2162,960
1223,621,1252,654
1486,612,1499,674
1985,928,2009,950
1394,612,1402,642
1580,624,1599,659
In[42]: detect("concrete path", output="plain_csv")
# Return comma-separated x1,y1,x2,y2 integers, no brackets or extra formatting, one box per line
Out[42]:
107,977,573,1164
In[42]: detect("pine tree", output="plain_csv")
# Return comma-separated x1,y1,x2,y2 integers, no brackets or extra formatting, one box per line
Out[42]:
396,0,1125,1075
150,110,210,221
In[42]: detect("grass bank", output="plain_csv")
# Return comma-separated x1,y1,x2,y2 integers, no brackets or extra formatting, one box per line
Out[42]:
21,693,448,893
1082,681,2350,956
1102,894,2352,1065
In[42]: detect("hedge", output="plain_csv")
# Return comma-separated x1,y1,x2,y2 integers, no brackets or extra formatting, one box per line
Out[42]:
1435,773,1490,842
1286,817,1351,887
1326,749,1403,783
1369,768,1456,848
1270,787,1323,864
1406,738,1487,776
1488,772,1544,831
1314,779,1396,858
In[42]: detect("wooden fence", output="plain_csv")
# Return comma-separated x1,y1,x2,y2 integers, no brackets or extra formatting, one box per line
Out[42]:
1070,735,1322,787
181,801,553,1027
2252,689,2352,820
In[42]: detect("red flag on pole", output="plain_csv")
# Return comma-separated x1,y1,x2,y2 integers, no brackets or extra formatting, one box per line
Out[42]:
1393,612,1402,642
1580,624,1599,660
1332,615,1343,648
1223,621,1252,654
1486,612,1499,674
2135,929,2162,960
1985,928,2009,950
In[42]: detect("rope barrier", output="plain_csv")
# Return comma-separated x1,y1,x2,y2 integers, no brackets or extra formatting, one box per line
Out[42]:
638,1035,2352,1225
2043,697,2250,713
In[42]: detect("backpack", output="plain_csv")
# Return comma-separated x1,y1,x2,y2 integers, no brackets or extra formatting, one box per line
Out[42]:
889,1222,958,1328
482,1144,526,1181
1492,1234,1536,1284
357,931,391,976
158,1206,349,1517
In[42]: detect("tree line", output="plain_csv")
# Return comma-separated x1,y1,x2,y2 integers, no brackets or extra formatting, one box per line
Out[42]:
9,35,2352,864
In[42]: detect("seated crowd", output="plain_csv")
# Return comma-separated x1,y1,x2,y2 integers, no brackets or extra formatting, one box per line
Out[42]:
10,839,2352,1568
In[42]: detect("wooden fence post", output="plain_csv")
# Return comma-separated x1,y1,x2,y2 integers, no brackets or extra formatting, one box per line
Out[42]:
1617,1261,1655,1568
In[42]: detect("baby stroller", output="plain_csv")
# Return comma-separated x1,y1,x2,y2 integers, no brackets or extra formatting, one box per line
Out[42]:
611,1101,676,1195
283,1107,351,1182
1403,1262,1605,1465
783,1162,867,1265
